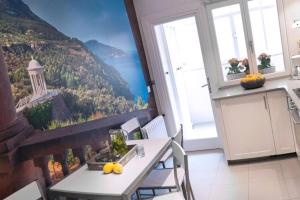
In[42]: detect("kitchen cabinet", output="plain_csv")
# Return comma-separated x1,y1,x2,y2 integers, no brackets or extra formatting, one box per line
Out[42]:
218,90,296,160
267,90,295,154
220,93,276,160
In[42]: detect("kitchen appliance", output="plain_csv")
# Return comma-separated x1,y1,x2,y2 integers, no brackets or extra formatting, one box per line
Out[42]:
288,96,300,157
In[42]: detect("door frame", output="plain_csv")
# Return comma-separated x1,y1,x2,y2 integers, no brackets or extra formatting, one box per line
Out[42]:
139,3,222,150
154,24,186,128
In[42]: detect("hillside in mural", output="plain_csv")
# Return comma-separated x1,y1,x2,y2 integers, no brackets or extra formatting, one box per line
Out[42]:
0,0,148,129
84,40,148,102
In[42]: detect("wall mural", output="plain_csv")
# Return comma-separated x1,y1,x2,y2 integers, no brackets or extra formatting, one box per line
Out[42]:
0,0,149,131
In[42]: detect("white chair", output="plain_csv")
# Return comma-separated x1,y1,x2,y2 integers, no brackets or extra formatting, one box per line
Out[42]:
141,116,172,168
143,141,195,200
137,129,193,199
4,180,45,200
121,117,142,140
172,124,183,148
141,116,168,139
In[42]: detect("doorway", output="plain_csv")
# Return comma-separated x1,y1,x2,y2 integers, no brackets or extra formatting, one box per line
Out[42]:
154,16,220,151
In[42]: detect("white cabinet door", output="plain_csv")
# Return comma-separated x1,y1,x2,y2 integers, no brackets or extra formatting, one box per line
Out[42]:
220,93,276,160
267,90,295,154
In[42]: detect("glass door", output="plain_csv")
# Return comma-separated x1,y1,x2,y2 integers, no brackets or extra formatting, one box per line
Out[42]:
154,16,220,151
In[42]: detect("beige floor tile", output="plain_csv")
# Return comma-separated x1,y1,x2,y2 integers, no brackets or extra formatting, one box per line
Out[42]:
190,170,217,185
219,161,249,171
249,180,289,200
182,151,300,200
188,149,224,156
188,150,222,172
249,161,284,182
285,177,300,199
218,155,249,171
214,165,249,185
190,182,212,200
280,158,300,179
209,183,248,200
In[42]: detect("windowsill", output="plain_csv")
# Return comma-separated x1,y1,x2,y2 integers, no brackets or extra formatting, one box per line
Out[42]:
218,71,290,90
211,76,300,101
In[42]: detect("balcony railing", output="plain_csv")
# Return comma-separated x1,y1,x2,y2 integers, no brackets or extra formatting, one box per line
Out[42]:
14,108,154,195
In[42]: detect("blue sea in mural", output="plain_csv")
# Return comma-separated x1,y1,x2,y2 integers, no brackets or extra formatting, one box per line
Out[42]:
103,52,148,102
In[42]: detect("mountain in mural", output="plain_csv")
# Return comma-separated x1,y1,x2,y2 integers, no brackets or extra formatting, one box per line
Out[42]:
85,40,126,61
0,0,137,120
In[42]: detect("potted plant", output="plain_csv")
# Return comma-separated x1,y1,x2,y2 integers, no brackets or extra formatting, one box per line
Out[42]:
226,58,245,80
258,53,275,74
241,58,250,75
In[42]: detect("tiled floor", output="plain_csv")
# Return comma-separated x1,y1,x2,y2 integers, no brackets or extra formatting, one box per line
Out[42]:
185,122,218,140
135,149,300,200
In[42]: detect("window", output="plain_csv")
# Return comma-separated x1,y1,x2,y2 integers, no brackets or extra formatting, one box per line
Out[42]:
248,0,285,73
208,0,289,84
212,4,248,81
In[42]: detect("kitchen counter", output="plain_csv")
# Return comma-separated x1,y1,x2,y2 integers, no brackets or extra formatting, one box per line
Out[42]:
211,78,300,109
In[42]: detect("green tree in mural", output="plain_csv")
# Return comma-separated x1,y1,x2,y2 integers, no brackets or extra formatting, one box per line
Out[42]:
136,96,148,109
24,101,53,130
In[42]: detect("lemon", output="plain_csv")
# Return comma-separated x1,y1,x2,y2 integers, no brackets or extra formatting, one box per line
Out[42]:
112,163,123,174
103,162,114,174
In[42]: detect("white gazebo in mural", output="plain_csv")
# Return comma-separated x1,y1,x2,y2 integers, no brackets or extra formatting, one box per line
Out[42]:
16,57,58,112
27,57,48,97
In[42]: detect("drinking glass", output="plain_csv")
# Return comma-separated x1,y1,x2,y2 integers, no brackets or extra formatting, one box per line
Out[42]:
136,145,145,158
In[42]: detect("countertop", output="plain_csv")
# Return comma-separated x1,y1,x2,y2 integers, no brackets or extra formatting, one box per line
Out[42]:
212,78,300,108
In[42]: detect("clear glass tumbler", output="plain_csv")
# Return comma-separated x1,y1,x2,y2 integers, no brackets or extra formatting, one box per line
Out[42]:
136,145,145,158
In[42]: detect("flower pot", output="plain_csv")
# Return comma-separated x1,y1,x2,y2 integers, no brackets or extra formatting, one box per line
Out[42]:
240,78,265,90
226,73,245,81
259,66,276,74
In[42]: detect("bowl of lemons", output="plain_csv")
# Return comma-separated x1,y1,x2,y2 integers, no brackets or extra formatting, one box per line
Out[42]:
240,73,265,90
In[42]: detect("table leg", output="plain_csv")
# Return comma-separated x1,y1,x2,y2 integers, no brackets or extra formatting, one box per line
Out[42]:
136,191,142,200
122,194,132,200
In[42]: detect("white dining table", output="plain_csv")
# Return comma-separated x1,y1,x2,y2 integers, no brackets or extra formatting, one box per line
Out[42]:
49,138,172,200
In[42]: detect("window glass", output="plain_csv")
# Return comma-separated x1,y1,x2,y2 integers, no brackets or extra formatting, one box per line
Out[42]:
212,4,248,81
163,17,204,71
248,0,285,74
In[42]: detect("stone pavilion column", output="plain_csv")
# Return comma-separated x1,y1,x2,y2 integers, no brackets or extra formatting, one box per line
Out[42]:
0,47,17,132
0,47,36,199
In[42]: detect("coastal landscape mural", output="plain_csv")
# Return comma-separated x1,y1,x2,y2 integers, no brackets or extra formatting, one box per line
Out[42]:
0,0,149,130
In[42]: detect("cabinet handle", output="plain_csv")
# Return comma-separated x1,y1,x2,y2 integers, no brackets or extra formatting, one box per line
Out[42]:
286,96,290,111
263,96,268,110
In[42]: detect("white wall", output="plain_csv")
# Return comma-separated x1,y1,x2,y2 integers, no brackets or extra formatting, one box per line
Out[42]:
134,0,202,17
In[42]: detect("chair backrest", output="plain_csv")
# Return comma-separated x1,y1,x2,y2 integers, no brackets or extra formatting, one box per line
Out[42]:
172,124,183,147
121,117,141,140
172,141,193,200
4,181,45,200
141,115,168,139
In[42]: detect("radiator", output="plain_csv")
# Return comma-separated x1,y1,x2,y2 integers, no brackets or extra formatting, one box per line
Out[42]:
141,115,169,139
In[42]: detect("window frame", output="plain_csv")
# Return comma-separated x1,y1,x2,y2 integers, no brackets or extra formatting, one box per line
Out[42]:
206,0,290,87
